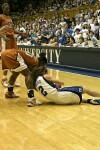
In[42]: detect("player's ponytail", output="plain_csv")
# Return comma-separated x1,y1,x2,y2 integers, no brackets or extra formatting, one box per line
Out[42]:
38,52,47,66
32,66,47,89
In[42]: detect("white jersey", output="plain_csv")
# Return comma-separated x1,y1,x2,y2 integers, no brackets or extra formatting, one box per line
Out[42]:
35,76,81,104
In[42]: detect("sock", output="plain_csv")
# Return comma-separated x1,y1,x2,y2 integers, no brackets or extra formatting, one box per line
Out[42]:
8,84,14,93
27,89,34,98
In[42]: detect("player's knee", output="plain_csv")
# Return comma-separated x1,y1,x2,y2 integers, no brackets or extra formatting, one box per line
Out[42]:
82,86,88,94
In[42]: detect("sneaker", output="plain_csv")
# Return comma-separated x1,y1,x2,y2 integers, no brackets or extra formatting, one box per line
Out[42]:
36,99,42,105
14,81,20,87
1,79,20,88
27,97,36,107
87,99,100,105
5,92,20,98
1,78,8,87
27,97,42,107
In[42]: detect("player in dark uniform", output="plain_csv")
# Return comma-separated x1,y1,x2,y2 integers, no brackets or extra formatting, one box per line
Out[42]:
1,49,47,106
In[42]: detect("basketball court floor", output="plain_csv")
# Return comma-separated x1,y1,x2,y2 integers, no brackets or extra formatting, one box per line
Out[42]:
0,65,100,150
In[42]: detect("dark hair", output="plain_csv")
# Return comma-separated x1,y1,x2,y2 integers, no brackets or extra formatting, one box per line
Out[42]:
75,28,80,32
32,66,47,89
38,52,47,66
69,36,75,43
32,66,46,76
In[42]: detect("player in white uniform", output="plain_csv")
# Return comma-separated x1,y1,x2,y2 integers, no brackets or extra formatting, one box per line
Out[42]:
36,76,83,104
32,66,100,105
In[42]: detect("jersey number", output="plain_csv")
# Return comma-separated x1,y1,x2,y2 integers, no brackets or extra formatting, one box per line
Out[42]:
38,86,48,96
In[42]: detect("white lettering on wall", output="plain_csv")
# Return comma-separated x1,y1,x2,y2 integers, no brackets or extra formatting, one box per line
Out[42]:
21,47,61,64
55,49,61,64
49,49,54,63
36,49,40,57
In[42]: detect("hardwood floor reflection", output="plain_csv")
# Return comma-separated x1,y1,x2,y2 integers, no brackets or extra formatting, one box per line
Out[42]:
0,66,100,150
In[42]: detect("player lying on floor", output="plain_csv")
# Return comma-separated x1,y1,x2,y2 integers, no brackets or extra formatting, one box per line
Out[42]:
29,66,100,106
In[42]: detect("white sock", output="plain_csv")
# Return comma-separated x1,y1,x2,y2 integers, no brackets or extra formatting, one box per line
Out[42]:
2,75,7,80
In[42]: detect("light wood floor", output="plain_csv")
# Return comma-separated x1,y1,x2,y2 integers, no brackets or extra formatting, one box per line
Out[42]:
0,65,100,150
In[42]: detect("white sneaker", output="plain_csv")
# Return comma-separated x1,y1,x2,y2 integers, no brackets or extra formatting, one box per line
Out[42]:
1,78,8,87
36,99,42,105
1,79,20,88
87,99,100,105
14,81,20,87
27,97,42,107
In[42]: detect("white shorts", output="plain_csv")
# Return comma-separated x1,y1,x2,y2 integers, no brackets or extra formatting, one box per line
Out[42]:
11,53,27,72
55,92,80,104
51,86,83,104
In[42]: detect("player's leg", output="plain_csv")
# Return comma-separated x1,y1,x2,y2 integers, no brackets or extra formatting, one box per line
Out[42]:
1,70,20,87
1,37,8,87
82,87,100,105
83,87,100,97
21,68,42,107
5,71,20,98
1,70,8,87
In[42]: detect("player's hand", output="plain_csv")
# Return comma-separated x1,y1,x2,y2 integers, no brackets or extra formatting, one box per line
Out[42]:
60,82,64,85
0,34,10,41
3,36,10,41
56,84,62,88
56,82,64,88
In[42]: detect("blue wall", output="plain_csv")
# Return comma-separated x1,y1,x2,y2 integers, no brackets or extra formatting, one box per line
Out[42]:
19,45,100,73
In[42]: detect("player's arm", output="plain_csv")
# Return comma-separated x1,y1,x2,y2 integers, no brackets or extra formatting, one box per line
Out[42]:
0,16,4,38
14,29,23,35
0,28,9,41
44,74,64,85
0,16,2,27
0,17,9,41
